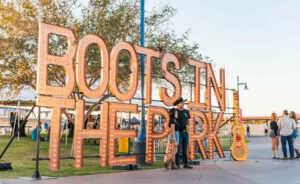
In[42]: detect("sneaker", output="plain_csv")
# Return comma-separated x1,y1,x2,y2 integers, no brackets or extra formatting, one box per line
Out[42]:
275,151,280,159
281,157,288,160
290,157,295,160
272,151,276,158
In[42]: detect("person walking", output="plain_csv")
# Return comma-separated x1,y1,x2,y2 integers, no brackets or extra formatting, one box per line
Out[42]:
172,98,193,169
264,123,268,136
164,108,180,170
269,113,280,159
289,111,300,158
246,124,250,137
278,110,296,160
87,116,96,145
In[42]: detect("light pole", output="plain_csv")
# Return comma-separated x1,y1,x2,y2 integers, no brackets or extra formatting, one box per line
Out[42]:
237,76,248,93
138,0,146,141
133,0,147,166
236,76,248,124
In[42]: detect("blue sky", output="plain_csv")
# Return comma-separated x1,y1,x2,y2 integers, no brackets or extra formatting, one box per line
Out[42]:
74,0,300,116
145,0,300,116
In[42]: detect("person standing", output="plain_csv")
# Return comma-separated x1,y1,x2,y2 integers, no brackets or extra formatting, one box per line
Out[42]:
87,116,96,145
60,118,66,142
67,114,74,138
44,121,49,139
289,111,300,158
264,123,268,136
246,124,250,137
9,112,16,136
164,108,179,170
269,113,279,159
172,98,193,169
44,121,49,132
278,110,296,160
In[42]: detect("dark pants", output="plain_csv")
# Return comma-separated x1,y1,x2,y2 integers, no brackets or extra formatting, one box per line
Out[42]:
176,132,189,166
281,135,294,158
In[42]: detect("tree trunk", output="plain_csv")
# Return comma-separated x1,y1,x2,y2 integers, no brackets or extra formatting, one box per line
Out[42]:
84,94,111,122
62,94,111,157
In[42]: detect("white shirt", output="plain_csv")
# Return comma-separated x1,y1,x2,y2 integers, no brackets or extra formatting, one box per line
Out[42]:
278,116,296,136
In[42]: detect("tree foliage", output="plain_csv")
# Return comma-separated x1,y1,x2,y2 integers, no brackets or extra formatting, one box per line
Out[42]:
0,0,204,99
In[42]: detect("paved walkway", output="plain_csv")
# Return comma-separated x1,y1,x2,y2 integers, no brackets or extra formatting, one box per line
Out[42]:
1,136,300,184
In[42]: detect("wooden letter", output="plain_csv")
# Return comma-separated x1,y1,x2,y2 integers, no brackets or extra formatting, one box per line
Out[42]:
159,53,182,106
76,34,110,98
73,100,109,168
37,95,75,170
187,59,207,109
206,64,226,111
37,22,76,96
146,106,170,163
110,42,139,101
189,110,208,160
135,46,161,104
108,102,138,165
207,112,225,159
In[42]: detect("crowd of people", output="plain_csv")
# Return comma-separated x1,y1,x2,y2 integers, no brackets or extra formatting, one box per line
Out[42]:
269,110,299,160
163,97,300,168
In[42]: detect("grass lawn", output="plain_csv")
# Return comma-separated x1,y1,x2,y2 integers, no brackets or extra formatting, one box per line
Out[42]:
0,135,247,178
0,134,164,178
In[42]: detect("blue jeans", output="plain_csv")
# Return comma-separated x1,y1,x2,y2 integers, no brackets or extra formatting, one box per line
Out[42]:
169,131,180,143
281,135,294,158
176,132,189,166
292,129,299,139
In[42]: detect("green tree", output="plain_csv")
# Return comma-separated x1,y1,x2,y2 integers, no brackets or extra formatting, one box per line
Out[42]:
0,0,78,98
0,0,204,99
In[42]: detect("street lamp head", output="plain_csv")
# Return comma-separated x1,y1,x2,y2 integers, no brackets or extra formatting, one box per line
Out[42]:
244,83,248,90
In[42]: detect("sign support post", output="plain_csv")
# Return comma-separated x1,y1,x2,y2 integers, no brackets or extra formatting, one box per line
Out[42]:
32,106,41,179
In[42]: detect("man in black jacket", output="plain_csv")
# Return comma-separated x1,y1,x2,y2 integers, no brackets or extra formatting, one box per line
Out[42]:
170,97,193,169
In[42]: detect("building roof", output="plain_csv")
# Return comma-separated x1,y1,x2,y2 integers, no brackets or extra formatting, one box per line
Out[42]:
243,115,300,121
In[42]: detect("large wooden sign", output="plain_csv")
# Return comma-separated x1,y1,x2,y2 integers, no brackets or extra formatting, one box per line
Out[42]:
230,90,248,161
37,22,227,170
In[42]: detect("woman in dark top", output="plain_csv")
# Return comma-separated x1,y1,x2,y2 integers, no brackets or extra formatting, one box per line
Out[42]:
269,113,279,158
164,108,180,170
289,111,300,158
